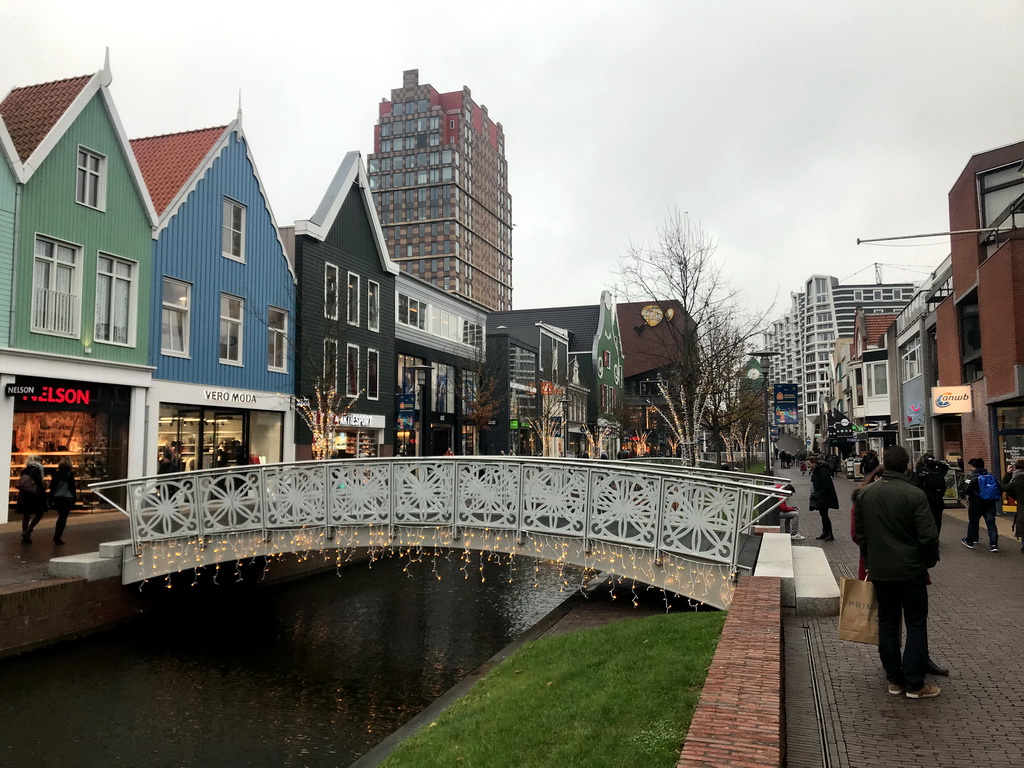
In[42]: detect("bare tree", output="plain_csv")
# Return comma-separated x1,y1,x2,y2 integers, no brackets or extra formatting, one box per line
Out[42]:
615,209,773,465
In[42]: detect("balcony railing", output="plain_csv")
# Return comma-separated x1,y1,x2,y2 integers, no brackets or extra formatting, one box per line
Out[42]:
32,287,80,336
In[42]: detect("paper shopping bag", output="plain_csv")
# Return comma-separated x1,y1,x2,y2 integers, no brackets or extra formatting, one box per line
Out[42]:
838,577,879,645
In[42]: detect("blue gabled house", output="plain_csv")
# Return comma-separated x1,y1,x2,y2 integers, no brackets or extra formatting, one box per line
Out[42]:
132,114,296,473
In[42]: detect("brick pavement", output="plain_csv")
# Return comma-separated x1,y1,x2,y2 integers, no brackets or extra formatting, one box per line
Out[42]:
781,461,1024,768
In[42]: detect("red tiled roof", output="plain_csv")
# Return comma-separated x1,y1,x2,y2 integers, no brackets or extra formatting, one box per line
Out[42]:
863,314,896,345
130,126,227,215
0,75,92,162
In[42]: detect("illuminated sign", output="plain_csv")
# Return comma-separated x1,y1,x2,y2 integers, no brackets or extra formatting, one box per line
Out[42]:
204,389,258,404
5,383,91,405
930,386,972,414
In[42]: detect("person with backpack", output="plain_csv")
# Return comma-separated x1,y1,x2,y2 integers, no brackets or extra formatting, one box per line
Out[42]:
17,454,47,543
48,457,77,546
913,453,949,534
999,458,1024,553
961,457,1001,552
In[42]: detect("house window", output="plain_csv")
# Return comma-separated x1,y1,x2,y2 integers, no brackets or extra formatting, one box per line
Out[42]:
347,272,360,326
346,344,359,396
901,337,920,382
367,349,379,400
222,198,246,261
268,307,287,372
325,263,339,319
978,163,1024,228
368,281,380,332
161,278,190,355
31,236,80,336
94,253,135,345
324,339,338,387
76,147,105,209
868,363,887,397
219,293,243,364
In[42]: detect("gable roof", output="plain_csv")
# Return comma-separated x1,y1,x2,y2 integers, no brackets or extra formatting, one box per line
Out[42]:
0,54,157,225
863,314,896,346
489,305,600,353
294,150,398,275
616,300,689,379
130,126,227,216
0,75,91,162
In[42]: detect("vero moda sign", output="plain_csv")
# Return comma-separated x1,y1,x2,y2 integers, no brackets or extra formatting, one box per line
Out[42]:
930,386,972,414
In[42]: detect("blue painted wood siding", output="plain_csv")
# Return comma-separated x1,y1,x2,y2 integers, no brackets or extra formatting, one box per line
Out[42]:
149,132,295,394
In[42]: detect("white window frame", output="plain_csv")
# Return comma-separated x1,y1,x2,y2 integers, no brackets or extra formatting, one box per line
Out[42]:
367,348,380,400
368,280,380,332
867,362,887,397
325,263,339,320
94,252,137,346
901,337,920,383
161,277,191,357
347,271,360,326
267,306,288,373
346,343,360,397
222,198,246,262
76,146,106,210
219,293,244,365
31,235,81,337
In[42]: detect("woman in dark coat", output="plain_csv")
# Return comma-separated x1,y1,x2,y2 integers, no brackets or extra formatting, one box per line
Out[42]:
49,457,77,545
18,454,48,543
808,454,839,541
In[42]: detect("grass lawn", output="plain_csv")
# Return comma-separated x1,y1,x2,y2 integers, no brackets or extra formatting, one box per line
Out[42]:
378,610,726,768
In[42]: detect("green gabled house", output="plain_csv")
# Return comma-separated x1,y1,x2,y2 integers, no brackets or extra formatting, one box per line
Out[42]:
0,55,157,521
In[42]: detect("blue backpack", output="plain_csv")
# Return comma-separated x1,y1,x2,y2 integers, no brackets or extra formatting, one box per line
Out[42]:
976,472,1001,501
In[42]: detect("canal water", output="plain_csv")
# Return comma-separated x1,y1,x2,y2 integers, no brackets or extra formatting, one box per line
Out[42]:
0,553,583,768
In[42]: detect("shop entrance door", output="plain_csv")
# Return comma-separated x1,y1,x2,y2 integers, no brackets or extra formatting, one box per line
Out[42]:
207,411,249,468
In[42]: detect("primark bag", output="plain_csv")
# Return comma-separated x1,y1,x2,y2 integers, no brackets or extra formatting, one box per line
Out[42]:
838,577,879,645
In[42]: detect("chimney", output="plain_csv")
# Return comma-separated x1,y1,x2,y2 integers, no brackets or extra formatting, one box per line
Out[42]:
403,69,419,88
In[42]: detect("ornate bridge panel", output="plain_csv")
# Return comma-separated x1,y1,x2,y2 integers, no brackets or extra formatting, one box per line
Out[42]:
93,458,787,611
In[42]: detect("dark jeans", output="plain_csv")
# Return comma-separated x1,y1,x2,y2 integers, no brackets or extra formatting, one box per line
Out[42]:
21,508,44,534
873,573,929,692
966,505,998,547
53,500,73,541
815,507,833,537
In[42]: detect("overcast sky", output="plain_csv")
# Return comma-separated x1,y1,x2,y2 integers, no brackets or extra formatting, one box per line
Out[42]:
3,1,1023,321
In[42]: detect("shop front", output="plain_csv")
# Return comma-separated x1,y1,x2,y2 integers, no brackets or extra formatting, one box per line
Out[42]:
331,412,386,458
150,381,294,474
4,376,134,516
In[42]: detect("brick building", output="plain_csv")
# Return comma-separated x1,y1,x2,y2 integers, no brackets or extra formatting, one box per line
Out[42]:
367,70,513,312
936,140,1024,471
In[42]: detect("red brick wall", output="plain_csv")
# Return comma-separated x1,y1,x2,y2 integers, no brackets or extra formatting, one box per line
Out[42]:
676,576,782,768
934,296,961,386
0,577,145,658
978,240,1024,399
958,378,992,464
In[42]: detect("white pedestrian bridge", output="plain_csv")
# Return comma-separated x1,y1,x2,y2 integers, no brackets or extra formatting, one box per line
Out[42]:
89,457,787,610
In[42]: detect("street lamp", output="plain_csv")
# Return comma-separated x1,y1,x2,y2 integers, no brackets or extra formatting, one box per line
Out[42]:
559,396,571,457
753,351,780,474
408,364,433,458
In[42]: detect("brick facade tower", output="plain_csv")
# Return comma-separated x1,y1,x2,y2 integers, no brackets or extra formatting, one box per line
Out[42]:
367,70,512,311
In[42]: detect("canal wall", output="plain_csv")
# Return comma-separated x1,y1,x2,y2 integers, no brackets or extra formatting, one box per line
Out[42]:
0,553,350,659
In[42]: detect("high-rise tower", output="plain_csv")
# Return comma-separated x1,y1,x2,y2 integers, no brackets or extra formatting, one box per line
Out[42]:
367,70,512,311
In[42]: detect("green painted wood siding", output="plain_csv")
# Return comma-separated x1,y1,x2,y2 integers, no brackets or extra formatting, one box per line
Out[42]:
13,94,152,364
0,159,15,344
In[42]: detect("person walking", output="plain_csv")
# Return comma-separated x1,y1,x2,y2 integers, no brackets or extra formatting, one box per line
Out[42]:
912,453,949,535
859,449,880,478
1000,458,1024,552
17,454,47,543
853,445,941,699
808,454,839,541
48,457,77,545
961,457,1001,552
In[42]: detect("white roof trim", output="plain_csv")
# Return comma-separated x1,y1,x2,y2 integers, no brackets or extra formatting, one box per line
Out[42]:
294,150,398,275
0,116,24,183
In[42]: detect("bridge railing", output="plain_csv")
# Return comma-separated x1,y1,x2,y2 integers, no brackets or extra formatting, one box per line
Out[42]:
90,457,789,573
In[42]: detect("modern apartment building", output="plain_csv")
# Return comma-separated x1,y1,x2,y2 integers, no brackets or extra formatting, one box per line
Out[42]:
367,70,512,311
767,274,915,446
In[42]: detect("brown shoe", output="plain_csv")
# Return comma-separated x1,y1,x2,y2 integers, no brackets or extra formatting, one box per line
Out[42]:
906,683,941,699
887,683,904,695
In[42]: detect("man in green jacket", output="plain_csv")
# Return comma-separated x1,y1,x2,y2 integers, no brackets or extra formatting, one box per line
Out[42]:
853,444,940,699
